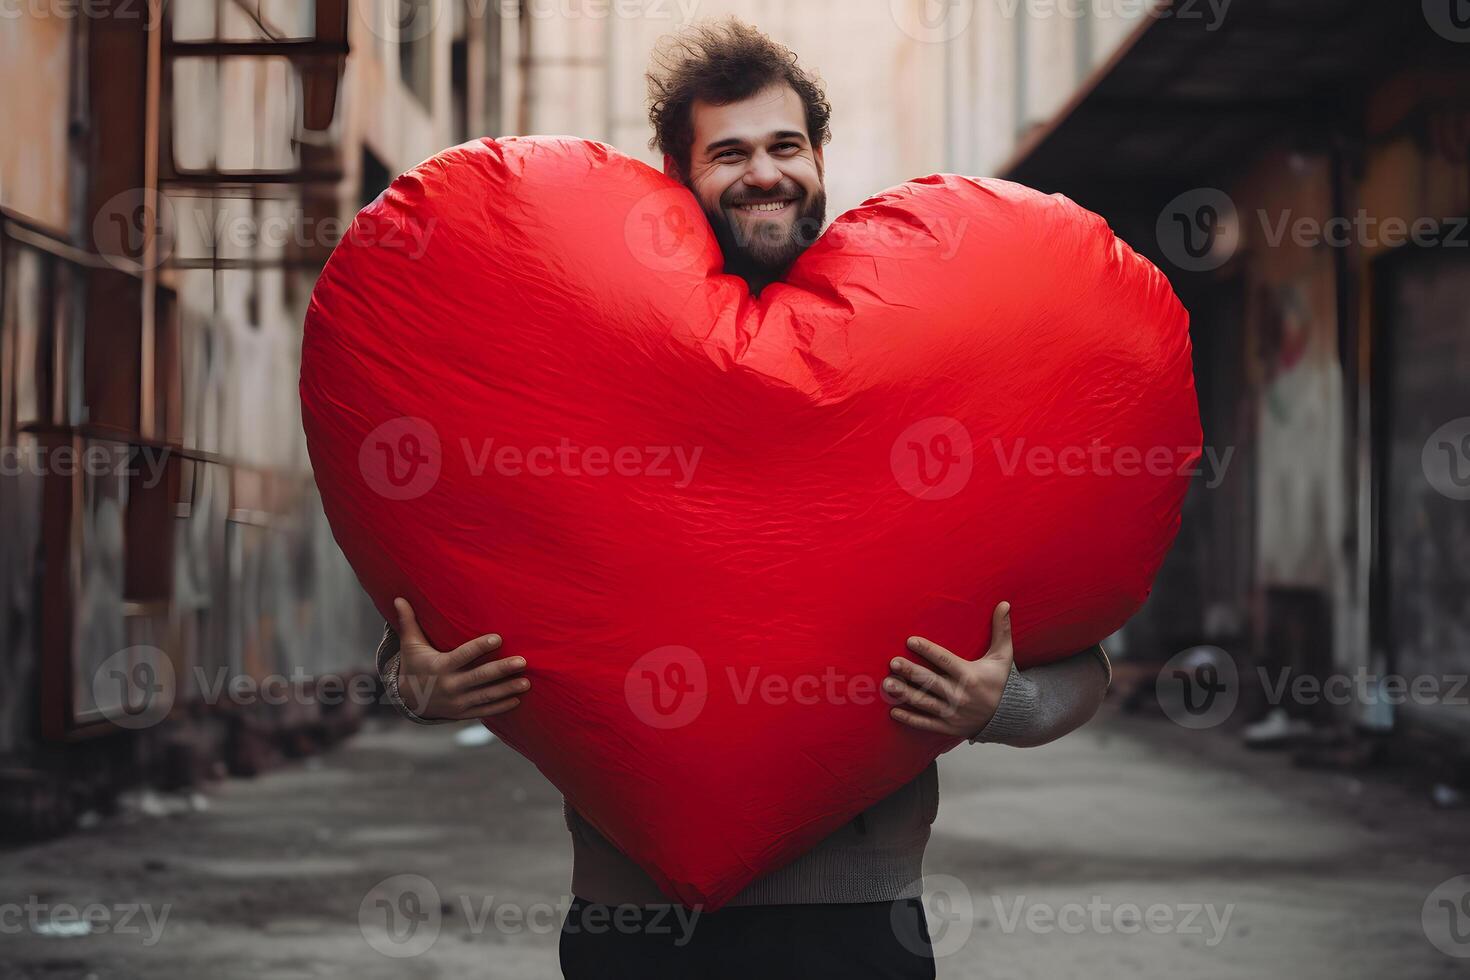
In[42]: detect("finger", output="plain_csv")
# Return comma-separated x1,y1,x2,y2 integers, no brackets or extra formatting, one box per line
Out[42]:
444,633,505,671
904,636,966,679
985,602,1016,666
882,675,954,718
455,653,527,690
889,706,963,736
453,698,521,721
459,676,530,708
394,598,429,647
888,657,961,703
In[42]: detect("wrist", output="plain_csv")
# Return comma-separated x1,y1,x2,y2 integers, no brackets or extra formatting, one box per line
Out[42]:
969,662,1041,744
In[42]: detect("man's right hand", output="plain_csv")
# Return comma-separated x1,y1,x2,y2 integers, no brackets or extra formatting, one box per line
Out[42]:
392,597,529,721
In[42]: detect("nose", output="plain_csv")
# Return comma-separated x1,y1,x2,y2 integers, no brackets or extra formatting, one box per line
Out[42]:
742,151,784,192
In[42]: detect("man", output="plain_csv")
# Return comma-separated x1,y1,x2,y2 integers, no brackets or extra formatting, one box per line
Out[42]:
375,19,1111,980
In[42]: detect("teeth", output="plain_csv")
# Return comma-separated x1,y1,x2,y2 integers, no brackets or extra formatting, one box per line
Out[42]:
738,201,792,213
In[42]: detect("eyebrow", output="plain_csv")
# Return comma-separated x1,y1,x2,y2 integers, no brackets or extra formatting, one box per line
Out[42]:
703,131,810,154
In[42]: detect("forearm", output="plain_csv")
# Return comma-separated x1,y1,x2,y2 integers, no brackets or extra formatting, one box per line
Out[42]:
970,645,1110,747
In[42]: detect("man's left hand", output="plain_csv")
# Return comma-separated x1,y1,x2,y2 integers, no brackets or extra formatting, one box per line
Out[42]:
886,601,1015,738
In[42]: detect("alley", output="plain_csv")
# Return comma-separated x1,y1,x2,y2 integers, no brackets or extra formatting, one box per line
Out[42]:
3,705,1465,979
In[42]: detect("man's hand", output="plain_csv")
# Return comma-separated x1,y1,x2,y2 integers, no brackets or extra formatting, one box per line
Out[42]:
886,601,1015,738
393,597,529,721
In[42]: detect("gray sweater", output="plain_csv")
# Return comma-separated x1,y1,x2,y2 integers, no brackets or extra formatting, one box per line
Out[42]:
376,626,1109,906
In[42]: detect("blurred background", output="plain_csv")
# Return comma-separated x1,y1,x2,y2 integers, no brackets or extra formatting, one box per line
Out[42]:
1,1,1468,977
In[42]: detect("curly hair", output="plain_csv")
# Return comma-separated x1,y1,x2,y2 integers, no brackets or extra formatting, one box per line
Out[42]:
647,18,832,180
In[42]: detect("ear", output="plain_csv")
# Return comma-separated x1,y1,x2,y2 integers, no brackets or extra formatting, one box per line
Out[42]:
662,153,682,181
814,144,825,178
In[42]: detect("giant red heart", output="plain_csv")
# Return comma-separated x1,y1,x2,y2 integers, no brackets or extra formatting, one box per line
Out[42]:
301,137,1200,909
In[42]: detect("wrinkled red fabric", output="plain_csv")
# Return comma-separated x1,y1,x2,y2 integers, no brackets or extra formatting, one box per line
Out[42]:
301,137,1201,909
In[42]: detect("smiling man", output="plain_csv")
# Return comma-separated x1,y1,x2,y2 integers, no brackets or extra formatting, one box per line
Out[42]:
374,18,1111,980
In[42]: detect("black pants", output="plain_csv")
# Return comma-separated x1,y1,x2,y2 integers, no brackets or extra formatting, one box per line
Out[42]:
559,896,936,980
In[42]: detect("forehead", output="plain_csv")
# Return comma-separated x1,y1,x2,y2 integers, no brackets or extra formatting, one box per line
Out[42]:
690,84,808,150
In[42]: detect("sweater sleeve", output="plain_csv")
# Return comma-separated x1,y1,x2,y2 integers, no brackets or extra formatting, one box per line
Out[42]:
969,645,1111,746
376,624,455,726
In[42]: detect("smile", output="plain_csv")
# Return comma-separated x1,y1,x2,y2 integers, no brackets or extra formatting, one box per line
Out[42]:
734,199,797,214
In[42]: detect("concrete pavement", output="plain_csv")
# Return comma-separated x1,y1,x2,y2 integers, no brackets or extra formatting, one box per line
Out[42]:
2,708,1466,978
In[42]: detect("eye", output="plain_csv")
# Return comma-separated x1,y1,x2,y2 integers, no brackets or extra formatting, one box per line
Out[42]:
714,150,745,162
772,143,800,153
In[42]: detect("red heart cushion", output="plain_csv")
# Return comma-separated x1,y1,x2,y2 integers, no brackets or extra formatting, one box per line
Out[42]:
301,137,1200,909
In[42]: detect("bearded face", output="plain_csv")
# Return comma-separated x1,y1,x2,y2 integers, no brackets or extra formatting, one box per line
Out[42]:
672,84,827,291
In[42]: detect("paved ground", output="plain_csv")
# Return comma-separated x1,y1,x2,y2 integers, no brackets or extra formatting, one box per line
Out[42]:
2,706,1467,979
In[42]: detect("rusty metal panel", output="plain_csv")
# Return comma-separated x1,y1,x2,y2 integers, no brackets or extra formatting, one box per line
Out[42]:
0,14,73,235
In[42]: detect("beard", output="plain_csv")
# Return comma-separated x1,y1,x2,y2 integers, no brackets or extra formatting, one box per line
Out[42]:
698,179,828,284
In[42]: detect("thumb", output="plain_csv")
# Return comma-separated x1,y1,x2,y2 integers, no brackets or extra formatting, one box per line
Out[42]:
986,601,1016,667
394,597,430,649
